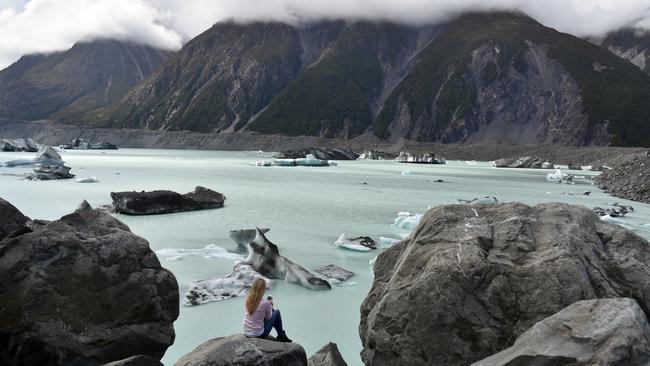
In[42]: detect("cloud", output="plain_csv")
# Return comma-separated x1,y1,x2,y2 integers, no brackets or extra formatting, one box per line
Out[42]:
0,0,649,69
0,0,182,68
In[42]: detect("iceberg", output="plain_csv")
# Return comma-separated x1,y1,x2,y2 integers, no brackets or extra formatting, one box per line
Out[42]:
184,264,270,305
392,212,423,231
334,233,376,251
156,244,245,261
76,177,99,183
294,154,329,167
379,236,401,246
546,168,572,183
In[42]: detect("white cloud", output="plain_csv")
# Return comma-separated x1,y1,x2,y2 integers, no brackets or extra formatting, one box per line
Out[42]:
0,0,182,68
0,0,649,69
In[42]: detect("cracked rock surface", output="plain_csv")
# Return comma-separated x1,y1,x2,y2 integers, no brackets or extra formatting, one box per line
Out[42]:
360,202,650,366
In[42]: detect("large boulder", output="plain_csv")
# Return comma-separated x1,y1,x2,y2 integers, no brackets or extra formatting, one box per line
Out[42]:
111,186,225,215
0,201,179,365
494,156,553,168
360,202,650,366
0,197,28,240
308,343,348,366
472,298,650,366
174,334,307,366
596,151,650,203
275,148,358,160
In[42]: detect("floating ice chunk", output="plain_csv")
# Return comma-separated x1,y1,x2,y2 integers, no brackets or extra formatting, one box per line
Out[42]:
4,159,34,167
183,264,270,305
379,236,401,246
369,257,377,267
334,281,356,288
156,244,245,261
334,233,376,251
599,214,630,228
76,177,99,183
251,160,272,167
465,160,478,165
401,171,411,176
329,161,338,166
392,212,423,230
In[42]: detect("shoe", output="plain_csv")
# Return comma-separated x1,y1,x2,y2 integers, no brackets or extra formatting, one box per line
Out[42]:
276,331,292,343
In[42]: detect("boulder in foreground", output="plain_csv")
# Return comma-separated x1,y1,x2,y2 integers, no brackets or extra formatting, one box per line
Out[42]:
360,202,650,366
111,186,225,215
174,334,307,366
472,298,650,366
0,200,179,364
308,342,348,366
0,197,28,240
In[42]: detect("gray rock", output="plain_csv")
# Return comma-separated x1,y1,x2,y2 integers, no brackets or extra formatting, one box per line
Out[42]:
111,186,225,215
314,265,354,282
0,197,28,240
360,202,650,366
102,355,162,366
174,334,307,366
494,156,553,169
0,201,179,364
472,298,650,366
308,343,348,366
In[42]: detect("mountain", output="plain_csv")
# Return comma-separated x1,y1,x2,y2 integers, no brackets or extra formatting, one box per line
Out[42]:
0,39,172,122
602,28,650,75
84,13,650,146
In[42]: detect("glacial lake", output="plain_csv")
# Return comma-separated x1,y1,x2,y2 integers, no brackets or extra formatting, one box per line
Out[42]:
2,149,650,365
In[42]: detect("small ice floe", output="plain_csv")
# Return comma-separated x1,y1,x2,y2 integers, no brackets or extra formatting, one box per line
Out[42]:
294,154,329,167
465,160,478,165
256,150,264,154
379,236,401,247
599,214,631,228
251,160,272,167
156,244,245,261
4,159,34,167
369,256,377,267
76,177,99,183
330,280,356,288
273,158,296,166
546,168,572,183
458,197,499,205
328,161,338,166
334,234,376,251
401,171,411,176
392,212,423,230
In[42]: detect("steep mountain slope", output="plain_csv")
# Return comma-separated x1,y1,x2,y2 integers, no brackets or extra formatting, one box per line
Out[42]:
602,28,650,75
86,13,650,146
90,22,305,132
0,40,172,122
375,13,650,146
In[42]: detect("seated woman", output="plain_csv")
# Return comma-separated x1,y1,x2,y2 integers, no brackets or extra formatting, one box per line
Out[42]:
243,278,292,342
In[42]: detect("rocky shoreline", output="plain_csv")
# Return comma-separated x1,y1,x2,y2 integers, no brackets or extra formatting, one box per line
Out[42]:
596,151,650,204
0,120,646,165
3,196,650,365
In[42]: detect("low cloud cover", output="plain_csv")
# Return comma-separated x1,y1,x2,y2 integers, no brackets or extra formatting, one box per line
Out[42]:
1,0,649,68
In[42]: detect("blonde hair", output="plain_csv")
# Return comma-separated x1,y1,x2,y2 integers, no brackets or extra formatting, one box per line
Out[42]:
245,278,266,315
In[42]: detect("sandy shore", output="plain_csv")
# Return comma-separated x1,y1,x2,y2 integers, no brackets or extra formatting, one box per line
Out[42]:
1,120,646,165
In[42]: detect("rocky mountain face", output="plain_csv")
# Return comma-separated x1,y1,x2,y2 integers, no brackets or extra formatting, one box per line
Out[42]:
602,28,650,75
86,13,650,147
0,39,172,122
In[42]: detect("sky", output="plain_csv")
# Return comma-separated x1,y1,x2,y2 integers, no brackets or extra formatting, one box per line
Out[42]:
0,0,649,69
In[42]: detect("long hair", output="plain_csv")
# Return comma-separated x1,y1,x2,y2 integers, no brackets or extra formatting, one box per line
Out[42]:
245,278,266,315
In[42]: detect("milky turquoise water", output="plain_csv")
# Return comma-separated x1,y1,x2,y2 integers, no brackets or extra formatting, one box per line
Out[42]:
1,149,649,365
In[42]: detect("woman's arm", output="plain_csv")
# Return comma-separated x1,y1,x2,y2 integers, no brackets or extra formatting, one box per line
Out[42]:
263,300,272,320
